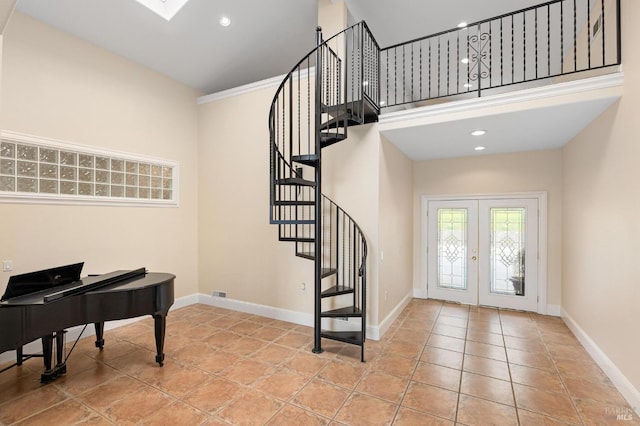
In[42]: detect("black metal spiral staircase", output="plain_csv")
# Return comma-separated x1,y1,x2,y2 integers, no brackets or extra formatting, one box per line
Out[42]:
269,23,379,361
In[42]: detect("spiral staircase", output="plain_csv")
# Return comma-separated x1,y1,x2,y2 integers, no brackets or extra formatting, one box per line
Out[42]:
269,24,379,361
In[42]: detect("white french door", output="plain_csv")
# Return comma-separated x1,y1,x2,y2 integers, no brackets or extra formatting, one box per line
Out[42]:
426,197,539,312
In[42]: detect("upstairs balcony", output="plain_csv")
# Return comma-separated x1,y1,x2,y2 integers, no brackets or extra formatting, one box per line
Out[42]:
361,0,622,160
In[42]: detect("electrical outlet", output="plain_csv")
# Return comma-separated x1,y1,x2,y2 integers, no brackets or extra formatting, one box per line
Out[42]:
2,260,12,272
300,283,306,292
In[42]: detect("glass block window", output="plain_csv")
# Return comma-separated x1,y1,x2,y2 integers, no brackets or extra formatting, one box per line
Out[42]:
0,131,178,206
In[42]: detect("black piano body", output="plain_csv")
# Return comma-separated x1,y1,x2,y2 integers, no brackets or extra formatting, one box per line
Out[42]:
0,264,175,382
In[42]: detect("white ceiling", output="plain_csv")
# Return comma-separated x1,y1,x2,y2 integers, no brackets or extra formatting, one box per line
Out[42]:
15,0,319,94
378,84,621,161
14,0,554,95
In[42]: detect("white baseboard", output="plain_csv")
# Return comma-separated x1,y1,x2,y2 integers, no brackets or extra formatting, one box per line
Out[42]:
375,291,413,340
546,304,561,316
413,288,427,298
198,293,314,327
0,293,198,366
198,293,382,341
562,309,640,416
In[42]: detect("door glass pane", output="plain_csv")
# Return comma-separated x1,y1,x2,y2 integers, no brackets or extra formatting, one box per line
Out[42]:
490,208,525,296
437,208,467,290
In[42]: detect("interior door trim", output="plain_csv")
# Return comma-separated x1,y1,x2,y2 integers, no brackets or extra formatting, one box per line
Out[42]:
420,192,548,315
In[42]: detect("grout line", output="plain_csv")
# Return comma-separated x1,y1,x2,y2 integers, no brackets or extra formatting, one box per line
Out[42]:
500,309,522,426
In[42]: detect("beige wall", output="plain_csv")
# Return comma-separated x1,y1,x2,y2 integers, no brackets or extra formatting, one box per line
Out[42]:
378,137,413,322
0,12,200,298
323,123,381,325
198,87,316,314
562,0,640,391
413,150,563,308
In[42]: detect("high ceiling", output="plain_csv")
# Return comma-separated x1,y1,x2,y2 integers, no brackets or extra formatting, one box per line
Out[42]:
14,0,550,95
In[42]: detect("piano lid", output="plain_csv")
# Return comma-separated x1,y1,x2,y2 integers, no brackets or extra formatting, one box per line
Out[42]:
1,262,84,302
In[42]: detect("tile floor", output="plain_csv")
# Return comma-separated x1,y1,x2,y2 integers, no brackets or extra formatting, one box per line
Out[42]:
0,299,638,425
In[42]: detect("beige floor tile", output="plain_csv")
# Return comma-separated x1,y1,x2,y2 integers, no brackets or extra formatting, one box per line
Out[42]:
0,385,68,424
317,359,368,389
266,404,330,425
138,400,209,425
513,383,582,424
285,351,329,377
573,397,640,425
292,379,350,418
334,392,398,425
103,384,174,425
464,340,507,362
254,367,310,400
392,407,454,425
218,389,283,425
456,394,518,426
412,362,461,392
463,354,511,381
356,370,409,404
219,358,273,385
517,409,573,426
372,353,417,379
382,338,424,359
401,381,458,420
420,346,463,370
509,364,566,394
181,376,244,414
427,334,465,353
14,399,105,425
460,371,514,406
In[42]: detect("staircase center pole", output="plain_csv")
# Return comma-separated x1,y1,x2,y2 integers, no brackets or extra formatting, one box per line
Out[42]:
312,26,324,355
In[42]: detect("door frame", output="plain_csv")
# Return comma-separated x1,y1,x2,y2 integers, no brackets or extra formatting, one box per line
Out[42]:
420,192,548,315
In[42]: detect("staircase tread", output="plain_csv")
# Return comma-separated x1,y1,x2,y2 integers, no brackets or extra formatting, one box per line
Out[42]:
291,154,319,166
271,219,315,225
321,285,354,297
296,251,315,260
273,200,315,206
320,330,363,345
321,306,362,317
280,237,314,243
275,177,315,187
321,268,337,278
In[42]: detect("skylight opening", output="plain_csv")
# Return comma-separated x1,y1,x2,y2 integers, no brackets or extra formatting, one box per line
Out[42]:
135,0,190,21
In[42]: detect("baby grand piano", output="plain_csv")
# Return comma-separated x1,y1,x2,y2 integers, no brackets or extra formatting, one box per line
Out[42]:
0,263,175,382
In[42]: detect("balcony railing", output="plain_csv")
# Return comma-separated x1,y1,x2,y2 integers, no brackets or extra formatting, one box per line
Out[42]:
379,0,621,108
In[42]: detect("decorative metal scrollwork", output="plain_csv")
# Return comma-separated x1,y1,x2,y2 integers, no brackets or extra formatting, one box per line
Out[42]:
468,32,490,82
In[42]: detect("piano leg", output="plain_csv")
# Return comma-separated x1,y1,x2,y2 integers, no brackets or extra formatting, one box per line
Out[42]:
54,330,66,376
94,322,105,350
153,314,166,367
16,346,23,366
40,331,67,383
41,334,55,383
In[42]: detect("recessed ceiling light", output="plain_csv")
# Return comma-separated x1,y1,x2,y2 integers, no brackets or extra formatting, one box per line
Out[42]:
471,130,487,136
219,16,231,27
136,0,190,21
461,58,470,64
458,22,468,28
474,146,486,151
